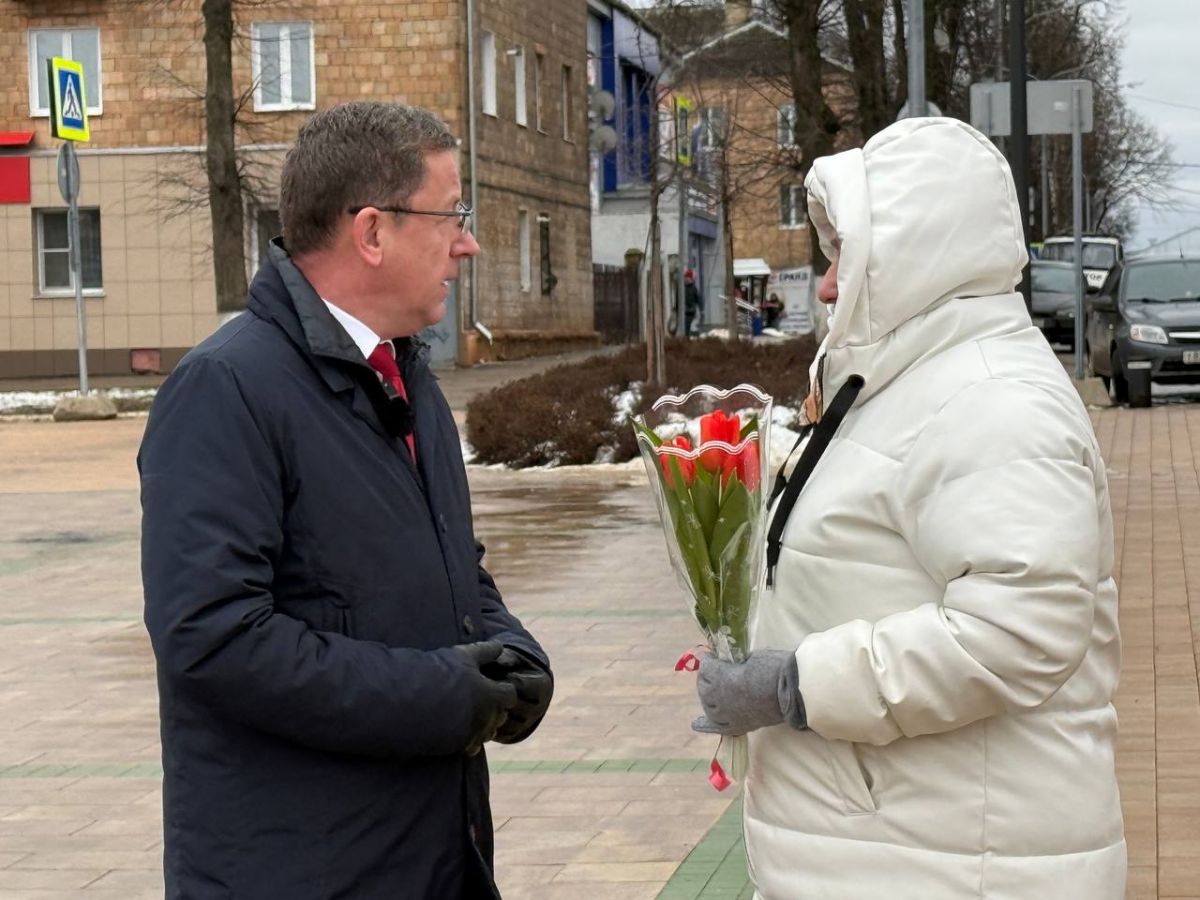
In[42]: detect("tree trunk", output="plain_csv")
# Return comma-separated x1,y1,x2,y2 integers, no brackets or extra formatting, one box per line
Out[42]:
844,0,892,139
203,0,248,313
646,88,666,386
892,0,908,114
779,0,840,276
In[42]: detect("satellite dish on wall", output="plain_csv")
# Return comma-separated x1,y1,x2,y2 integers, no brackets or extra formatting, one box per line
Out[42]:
590,125,618,153
589,88,616,120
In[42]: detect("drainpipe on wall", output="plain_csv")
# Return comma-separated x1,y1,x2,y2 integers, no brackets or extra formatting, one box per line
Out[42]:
464,0,491,349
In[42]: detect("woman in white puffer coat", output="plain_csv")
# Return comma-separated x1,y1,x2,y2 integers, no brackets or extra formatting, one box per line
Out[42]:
692,118,1125,899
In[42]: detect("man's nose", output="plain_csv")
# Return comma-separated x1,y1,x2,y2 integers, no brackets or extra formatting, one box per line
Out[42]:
454,230,481,257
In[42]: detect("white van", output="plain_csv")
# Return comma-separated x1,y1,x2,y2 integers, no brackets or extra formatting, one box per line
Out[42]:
1037,235,1123,291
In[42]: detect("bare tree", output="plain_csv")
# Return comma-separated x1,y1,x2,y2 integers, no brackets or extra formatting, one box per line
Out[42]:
201,0,249,312
150,0,285,312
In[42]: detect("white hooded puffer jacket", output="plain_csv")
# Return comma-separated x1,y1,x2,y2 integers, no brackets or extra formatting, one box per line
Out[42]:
745,119,1125,899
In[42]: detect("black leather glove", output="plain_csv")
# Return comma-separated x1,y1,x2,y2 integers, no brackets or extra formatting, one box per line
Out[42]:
482,646,554,744
445,641,519,756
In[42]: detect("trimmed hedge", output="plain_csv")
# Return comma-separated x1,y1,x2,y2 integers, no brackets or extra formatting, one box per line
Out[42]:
466,336,819,468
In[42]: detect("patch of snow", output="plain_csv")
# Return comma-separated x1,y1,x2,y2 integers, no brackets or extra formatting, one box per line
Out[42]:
0,387,157,413
611,383,642,426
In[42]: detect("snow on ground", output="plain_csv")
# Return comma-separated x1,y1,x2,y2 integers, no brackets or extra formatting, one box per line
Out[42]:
0,387,157,414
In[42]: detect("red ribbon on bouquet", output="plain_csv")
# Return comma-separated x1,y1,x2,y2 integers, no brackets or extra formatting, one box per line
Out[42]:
674,648,733,792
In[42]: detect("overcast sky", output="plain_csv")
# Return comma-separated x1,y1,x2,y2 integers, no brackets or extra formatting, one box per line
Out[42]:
1123,0,1197,249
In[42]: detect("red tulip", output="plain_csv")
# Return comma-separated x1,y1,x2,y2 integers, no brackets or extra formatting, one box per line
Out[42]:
738,442,761,492
659,435,696,488
699,410,741,472
719,439,761,492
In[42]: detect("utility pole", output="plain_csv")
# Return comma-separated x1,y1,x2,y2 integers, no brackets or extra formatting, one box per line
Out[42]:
908,0,926,116
1040,133,1049,238
1009,0,1031,307
995,0,1004,80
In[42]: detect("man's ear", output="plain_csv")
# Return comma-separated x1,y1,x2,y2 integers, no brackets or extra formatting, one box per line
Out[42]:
351,209,385,268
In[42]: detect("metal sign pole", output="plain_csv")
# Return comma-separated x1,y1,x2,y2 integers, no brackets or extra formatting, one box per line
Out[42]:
1072,86,1085,381
908,0,926,116
59,142,89,394
677,176,687,336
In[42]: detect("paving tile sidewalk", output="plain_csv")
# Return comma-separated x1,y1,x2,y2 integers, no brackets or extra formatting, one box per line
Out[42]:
0,403,1198,898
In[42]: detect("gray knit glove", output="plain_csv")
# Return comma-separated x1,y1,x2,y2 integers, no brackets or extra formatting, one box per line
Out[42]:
692,649,807,736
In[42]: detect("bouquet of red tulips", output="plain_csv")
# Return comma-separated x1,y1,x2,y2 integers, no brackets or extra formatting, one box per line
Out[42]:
633,385,773,789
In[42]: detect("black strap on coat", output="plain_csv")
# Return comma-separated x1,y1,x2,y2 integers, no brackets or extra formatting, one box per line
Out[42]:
765,374,865,587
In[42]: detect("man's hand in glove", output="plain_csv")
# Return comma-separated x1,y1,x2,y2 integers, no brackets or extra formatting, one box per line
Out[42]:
692,649,807,736
481,647,554,744
445,641,519,756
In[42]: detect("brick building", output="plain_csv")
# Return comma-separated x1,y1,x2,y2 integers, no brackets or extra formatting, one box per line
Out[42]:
0,0,593,378
636,1,854,331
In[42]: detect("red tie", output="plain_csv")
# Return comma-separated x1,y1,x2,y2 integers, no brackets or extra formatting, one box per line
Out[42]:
367,342,416,461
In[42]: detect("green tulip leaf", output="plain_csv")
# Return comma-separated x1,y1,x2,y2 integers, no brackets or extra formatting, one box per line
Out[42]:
739,416,759,441
690,475,720,543
633,420,664,448
662,465,719,630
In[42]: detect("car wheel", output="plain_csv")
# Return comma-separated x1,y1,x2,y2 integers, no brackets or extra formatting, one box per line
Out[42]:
1110,352,1130,404
1127,366,1152,408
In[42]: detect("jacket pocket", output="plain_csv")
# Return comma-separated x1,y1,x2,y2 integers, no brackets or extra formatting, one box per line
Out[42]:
824,740,876,816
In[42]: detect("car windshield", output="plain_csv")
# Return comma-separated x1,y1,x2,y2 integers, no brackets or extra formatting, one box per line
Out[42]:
1042,242,1117,269
1032,266,1075,293
1123,262,1200,303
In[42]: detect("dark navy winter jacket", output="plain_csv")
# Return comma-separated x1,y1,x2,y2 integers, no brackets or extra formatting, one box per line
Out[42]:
139,242,549,899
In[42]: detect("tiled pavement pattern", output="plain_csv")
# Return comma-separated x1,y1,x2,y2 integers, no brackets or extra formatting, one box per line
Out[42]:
1,400,1199,898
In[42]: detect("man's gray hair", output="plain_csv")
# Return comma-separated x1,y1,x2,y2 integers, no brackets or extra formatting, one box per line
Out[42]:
280,102,459,256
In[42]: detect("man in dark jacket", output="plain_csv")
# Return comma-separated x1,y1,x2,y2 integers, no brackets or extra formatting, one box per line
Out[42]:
139,102,553,899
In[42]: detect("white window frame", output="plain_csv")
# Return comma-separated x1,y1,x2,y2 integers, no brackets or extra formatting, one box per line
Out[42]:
481,32,497,117
28,27,103,117
534,52,545,132
518,209,532,291
513,46,527,127
251,21,316,112
780,184,805,230
247,206,282,277
777,103,796,148
36,208,104,296
562,64,574,142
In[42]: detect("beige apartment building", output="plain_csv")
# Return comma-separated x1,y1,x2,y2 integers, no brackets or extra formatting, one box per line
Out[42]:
0,0,593,378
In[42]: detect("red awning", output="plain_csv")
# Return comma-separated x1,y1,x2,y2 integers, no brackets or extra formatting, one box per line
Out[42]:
0,132,35,147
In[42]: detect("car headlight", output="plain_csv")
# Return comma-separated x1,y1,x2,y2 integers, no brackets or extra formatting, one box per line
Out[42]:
1129,324,1168,345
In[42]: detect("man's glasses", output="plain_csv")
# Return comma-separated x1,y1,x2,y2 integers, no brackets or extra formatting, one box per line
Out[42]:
347,201,473,233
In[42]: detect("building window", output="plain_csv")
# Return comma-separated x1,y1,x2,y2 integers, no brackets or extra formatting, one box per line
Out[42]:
36,208,103,294
518,210,532,291
539,214,557,294
512,46,527,127
780,184,805,229
29,28,102,116
534,53,545,132
562,65,574,142
777,103,796,148
250,207,281,276
251,22,314,111
481,32,497,117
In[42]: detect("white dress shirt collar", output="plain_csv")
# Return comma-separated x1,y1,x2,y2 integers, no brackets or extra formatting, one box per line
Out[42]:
321,299,390,361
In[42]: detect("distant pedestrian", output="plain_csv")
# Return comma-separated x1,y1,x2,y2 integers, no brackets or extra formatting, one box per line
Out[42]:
684,268,702,337
692,118,1125,898
139,102,553,899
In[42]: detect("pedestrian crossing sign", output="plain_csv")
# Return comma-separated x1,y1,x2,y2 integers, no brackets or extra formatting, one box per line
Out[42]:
48,57,89,142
